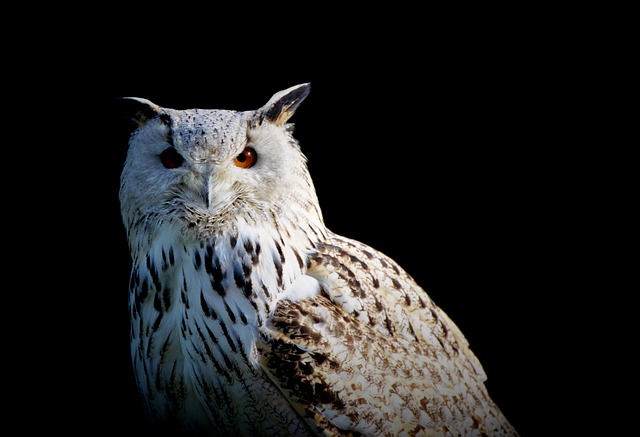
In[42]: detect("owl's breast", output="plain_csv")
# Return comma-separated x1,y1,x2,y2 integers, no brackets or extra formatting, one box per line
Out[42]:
128,226,319,434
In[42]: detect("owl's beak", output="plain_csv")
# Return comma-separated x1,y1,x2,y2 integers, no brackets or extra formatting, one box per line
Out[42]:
203,174,214,209
200,170,230,211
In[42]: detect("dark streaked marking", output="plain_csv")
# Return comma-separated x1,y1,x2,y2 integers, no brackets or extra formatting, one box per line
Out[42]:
218,320,237,353
194,323,228,381
373,295,384,312
435,332,448,353
441,321,449,337
193,249,202,269
274,240,285,264
361,249,375,259
194,323,215,363
219,349,234,373
293,249,304,269
229,234,237,249
150,269,162,294
152,312,164,331
408,321,420,343
250,297,259,312
418,297,427,308
280,225,292,240
233,260,253,298
162,285,171,310
367,312,376,326
203,324,219,345
200,291,218,319
180,276,189,308
372,277,380,288
153,290,163,312
210,276,226,297
384,311,394,335
241,279,252,299
244,239,260,265
140,278,149,301
159,335,171,364
272,253,284,288
348,254,368,270
161,249,168,271
262,283,270,299
209,351,229,382
147,256,163,293
391,278,402,290
236,337,251,365
239,311,247,325
135,278,148,315
168,247,175,266
306,234,316,248
204,244,215,274
342,263,355,278
333,266,365,298
204,245,226,296
429,307,439,322
224,301,237,324
242,262,252,279
146,333,155,360
319,286,331,300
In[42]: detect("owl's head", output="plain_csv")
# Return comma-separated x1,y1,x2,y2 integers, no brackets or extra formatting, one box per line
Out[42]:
119,83,322,242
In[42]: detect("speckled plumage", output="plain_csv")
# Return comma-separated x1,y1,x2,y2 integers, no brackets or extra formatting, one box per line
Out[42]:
119,83,519,436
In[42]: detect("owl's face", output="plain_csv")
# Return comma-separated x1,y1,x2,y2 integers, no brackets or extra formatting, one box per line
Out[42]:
119,84,316,241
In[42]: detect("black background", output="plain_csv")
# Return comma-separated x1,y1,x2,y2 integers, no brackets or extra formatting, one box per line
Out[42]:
98,67,548,435
23,11,620,437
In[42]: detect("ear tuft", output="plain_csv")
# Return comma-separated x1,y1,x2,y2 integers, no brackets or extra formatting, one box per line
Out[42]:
119,97,161,128
261,83,311,125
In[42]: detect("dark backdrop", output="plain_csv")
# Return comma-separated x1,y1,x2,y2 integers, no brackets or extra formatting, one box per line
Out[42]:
96,68,547,436
33,23,592,437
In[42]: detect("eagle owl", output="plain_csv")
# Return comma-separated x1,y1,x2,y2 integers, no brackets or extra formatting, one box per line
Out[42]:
119,83,519,436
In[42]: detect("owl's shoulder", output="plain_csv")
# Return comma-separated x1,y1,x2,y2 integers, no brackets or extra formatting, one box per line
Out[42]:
304,232,468,351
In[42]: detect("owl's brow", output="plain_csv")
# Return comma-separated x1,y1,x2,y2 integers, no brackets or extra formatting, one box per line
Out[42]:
188,137,250,164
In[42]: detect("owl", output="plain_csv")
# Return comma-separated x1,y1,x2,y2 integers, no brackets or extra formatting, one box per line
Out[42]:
118,83,519,436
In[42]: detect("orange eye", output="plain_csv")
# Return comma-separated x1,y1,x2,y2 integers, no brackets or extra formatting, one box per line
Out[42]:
234,147,257,168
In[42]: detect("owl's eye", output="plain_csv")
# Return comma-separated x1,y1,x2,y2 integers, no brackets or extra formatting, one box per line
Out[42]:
160,147,184,169
234,147,257,169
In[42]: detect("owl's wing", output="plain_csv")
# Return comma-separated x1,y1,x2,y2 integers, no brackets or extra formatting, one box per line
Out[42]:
257,232,517,436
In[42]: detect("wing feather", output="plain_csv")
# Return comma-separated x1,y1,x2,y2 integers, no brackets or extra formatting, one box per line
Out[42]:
258,232,518,436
